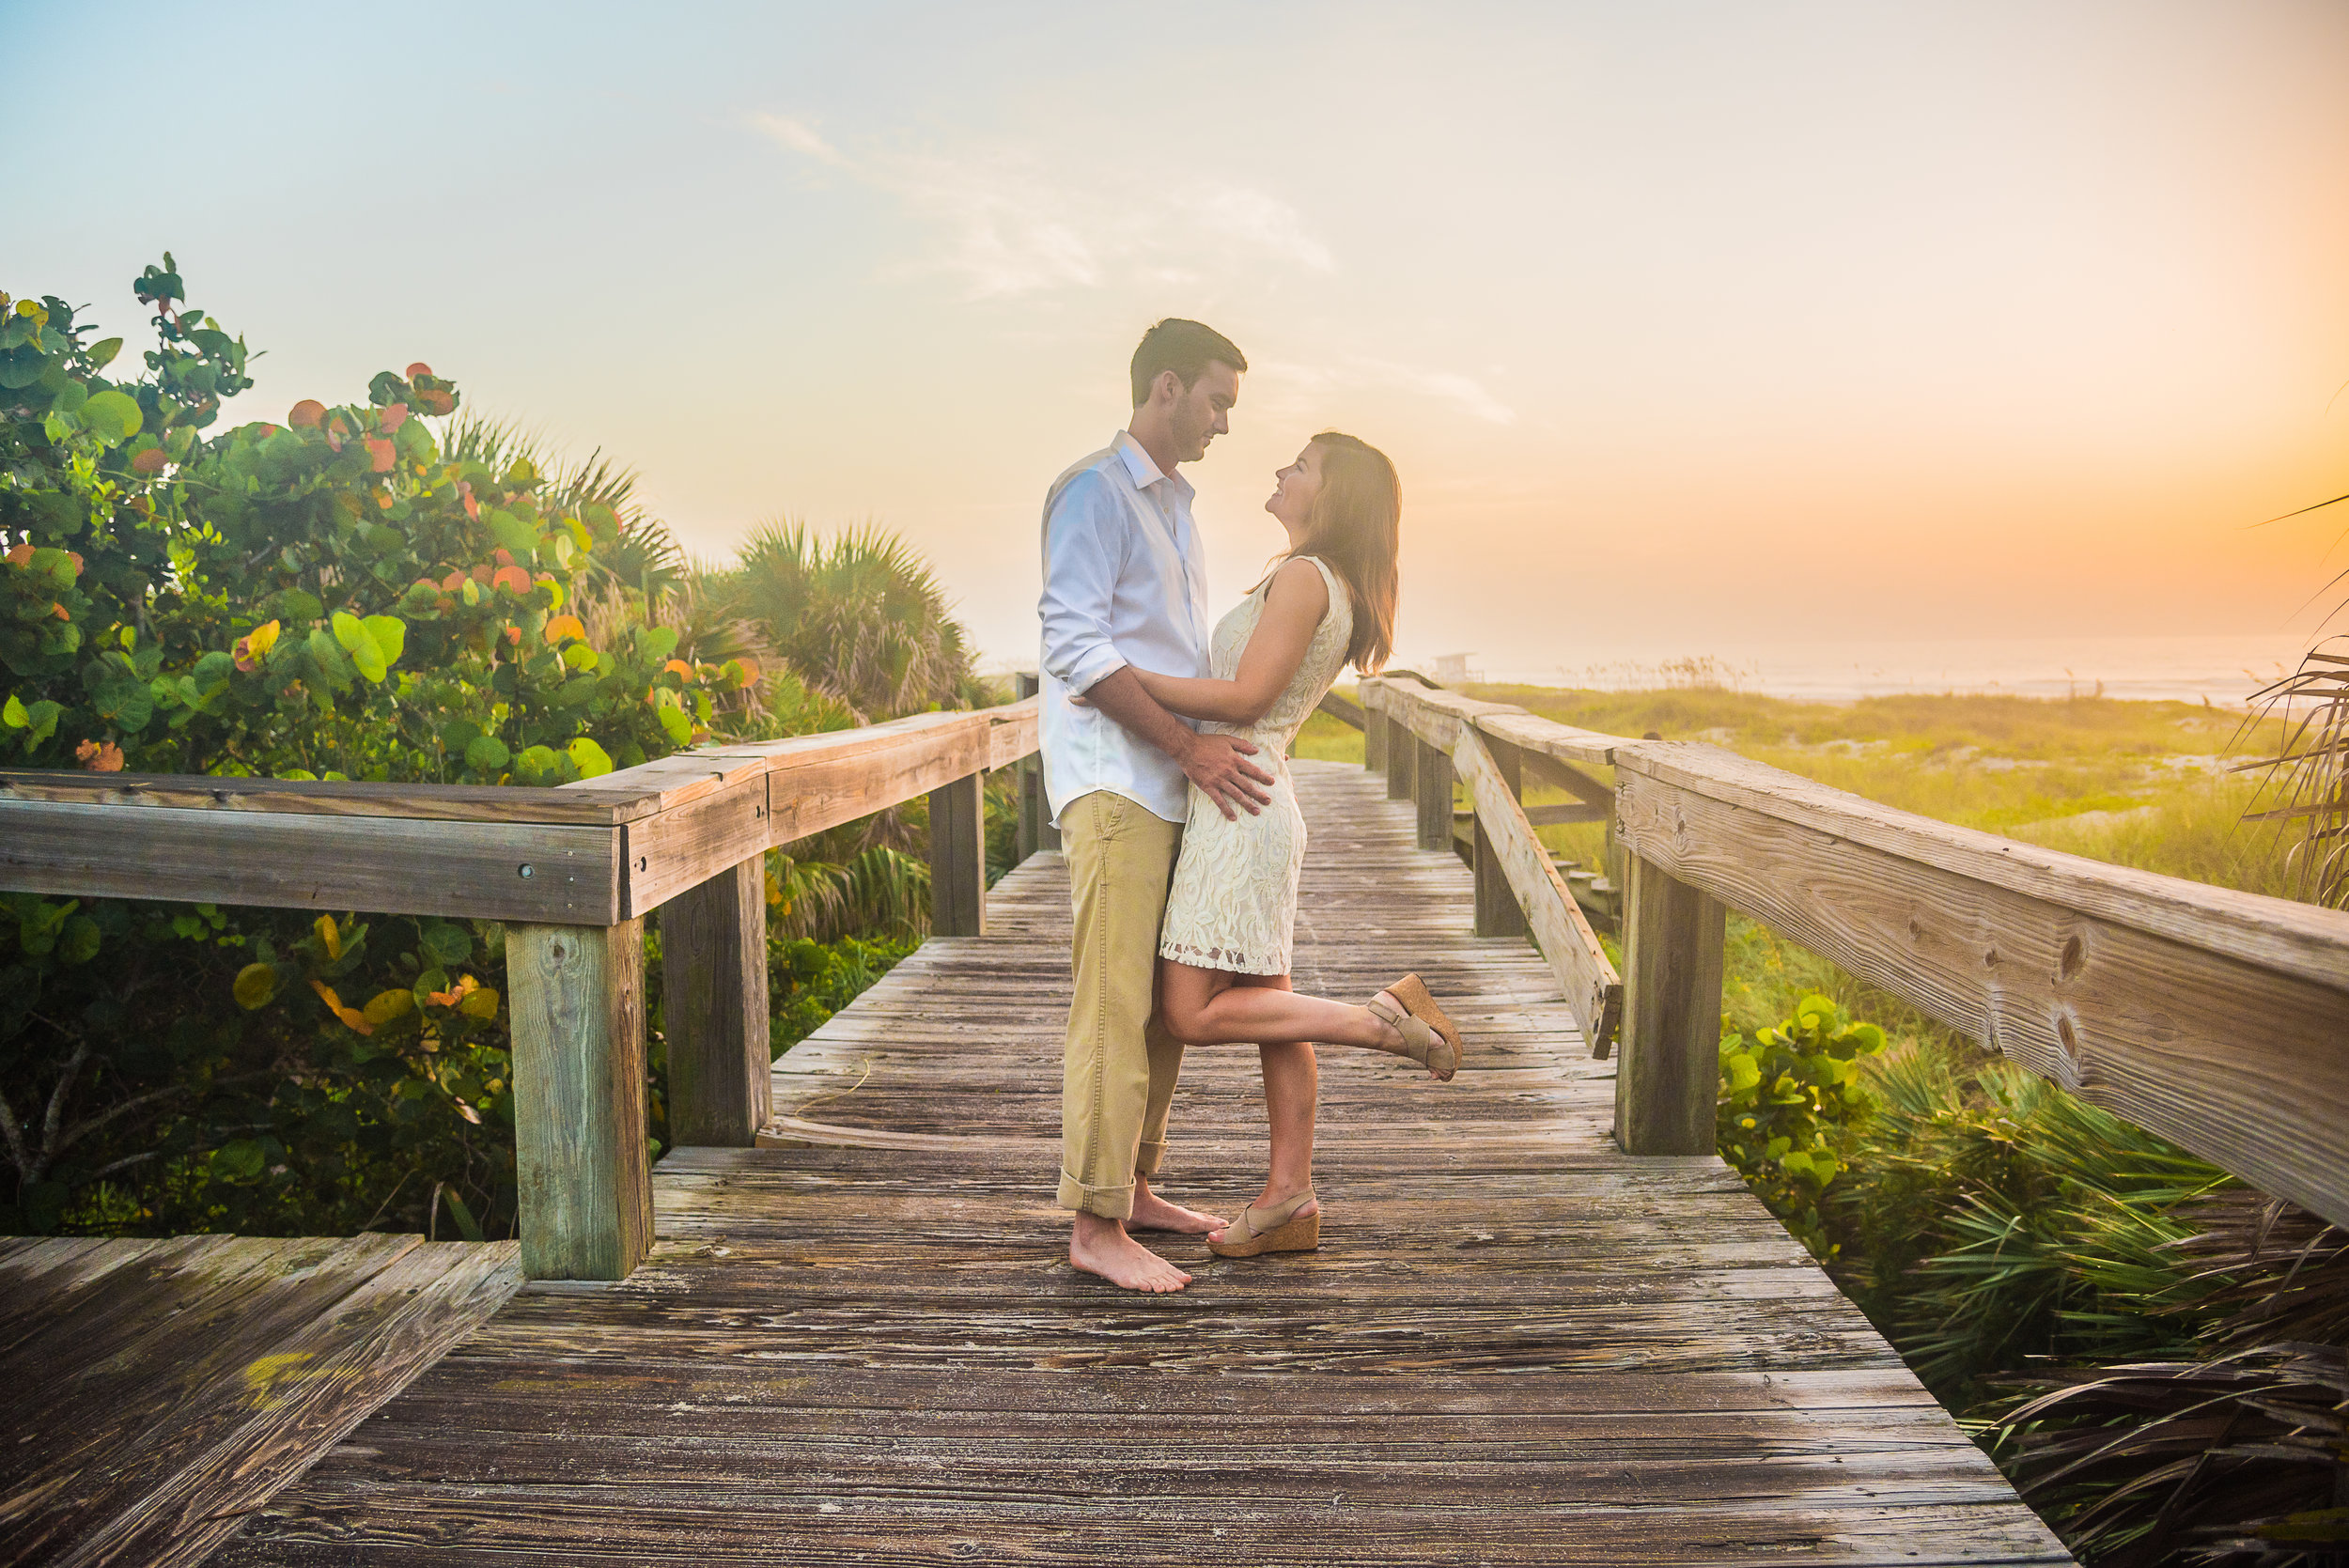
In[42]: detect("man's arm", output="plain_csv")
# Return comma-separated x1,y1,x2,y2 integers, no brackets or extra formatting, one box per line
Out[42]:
1081,668,1273,821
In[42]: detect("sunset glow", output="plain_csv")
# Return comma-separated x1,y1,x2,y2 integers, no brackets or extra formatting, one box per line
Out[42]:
11,1,2348,677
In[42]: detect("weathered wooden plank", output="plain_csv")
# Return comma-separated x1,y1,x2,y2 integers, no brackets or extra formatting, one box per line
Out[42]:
1363,707,1389,772
927,771,986,938
507,921,652,1280
661,858,771,1147
0,800,621,924
1474,707,1620,768
1618,739,2349,990
66,1243,520,1568
1316,689,1366,729
983,697,1042,773
618,775,771,918
1617,768,2349,1228
1413,737,1452,852
1454,727,1622,1054
1615,849,1728,1155
1470,731,1528,940
0,770,656,823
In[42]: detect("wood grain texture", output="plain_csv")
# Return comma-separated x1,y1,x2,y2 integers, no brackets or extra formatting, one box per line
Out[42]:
0,800,621,924
0,771,652,823
507,921,652,1281
1316,689,1366,730
1413,737,1453,852
661,858,771,1147
0,1234,516,1568
1615,850,1727,1155
620,777,772,918
926,771,986,938
1363,708,1389,772
1455,728,1623,1055
1616,739,2349,990
1616,768,2349,1228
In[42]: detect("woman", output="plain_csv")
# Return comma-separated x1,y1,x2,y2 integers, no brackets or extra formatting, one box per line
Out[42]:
1125,431,1466,1261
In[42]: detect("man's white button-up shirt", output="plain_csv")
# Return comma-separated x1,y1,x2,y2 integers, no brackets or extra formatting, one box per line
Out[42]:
1037,430,1213,826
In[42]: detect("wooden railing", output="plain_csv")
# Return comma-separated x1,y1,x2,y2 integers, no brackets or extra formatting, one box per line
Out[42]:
1353,676,2349,1234
0,699,1041,1281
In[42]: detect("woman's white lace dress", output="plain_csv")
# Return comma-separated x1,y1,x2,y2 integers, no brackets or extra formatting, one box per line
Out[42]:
1159,555,1353,975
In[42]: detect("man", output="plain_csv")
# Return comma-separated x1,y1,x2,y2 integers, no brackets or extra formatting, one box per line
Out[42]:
1038,318,1274,1293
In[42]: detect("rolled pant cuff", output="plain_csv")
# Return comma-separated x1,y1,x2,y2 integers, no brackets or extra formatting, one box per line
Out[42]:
1134,1139,1167,1177
1058,1170,1134,1220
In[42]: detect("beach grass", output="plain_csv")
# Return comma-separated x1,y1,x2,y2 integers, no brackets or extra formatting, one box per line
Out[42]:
1295,682,2300,1039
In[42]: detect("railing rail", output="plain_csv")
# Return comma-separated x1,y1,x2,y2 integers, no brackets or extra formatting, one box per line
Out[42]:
0,698,1041,1281
1357,675,2349,1234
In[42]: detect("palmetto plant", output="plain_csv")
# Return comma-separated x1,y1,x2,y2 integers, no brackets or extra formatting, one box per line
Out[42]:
2241,486,2349,908
733,521,978,722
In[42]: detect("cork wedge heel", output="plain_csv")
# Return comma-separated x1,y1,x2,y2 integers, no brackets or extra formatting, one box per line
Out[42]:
1368,972,1464,1080
1207,1188,1321,1258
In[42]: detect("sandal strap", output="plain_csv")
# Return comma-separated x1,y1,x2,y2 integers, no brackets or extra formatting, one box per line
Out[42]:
1231,1188,1315,1239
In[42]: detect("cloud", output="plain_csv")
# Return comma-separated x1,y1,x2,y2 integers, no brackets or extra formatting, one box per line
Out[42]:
749,112,842,166
1257,356,1518,427
750,114,1334,299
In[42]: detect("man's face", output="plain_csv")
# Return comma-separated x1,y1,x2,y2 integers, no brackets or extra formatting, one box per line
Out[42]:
1169,361,1240,463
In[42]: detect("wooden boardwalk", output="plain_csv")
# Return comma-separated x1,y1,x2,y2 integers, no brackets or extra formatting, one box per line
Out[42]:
215,762,2070,1565
0,1234,518,1568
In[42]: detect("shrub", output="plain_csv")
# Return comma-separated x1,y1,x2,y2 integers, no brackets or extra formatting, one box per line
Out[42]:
0,259,737,1237
1716,992,1885,1260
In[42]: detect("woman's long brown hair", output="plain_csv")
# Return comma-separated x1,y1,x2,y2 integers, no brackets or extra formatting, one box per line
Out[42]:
1282,431,1399,673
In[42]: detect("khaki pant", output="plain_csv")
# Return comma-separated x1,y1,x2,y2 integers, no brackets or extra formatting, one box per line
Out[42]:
1057,790,1186,1219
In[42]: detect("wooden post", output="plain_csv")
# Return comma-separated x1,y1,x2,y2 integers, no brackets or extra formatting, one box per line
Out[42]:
929,770,986,937
1474,736,1529,939
661,857,770,1146
1015,673,1059,856
1613,853,1727,1155
1365,710,1389,773
507,919,652,1281
1387,722,1415,801
1414,737,1453,852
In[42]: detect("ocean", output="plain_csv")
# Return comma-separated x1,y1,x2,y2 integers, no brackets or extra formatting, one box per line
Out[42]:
1461,632,2323,707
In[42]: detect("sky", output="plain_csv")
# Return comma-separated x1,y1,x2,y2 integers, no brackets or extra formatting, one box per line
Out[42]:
8,1,2349,678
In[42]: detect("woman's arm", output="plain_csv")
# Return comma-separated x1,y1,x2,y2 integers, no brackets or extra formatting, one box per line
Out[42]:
1128,559,1329,725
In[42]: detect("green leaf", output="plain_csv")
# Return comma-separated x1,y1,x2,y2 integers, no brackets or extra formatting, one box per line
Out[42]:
641,627,679,665
488,510,539,560
232,962,281,1009
656,703,692,748
463,735,510,771
210,1138,266,1183
58,916,101,965
362,613,406,667
86,336,123,370
78,388,143,445
419,921,474,967
441,1188,486,1243
2,694,23,729
333,611,388,682
566,737,614,777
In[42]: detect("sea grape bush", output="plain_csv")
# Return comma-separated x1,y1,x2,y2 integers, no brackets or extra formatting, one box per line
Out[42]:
1716,993,1886,1259
1,257,747,784
0,258,752,1237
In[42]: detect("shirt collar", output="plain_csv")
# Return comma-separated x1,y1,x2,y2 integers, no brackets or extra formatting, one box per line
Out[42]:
1113,429,1193,503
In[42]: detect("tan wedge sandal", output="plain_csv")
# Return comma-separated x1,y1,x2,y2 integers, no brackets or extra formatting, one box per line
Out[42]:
1207,1188,1321,1257
1368,972,1464,1080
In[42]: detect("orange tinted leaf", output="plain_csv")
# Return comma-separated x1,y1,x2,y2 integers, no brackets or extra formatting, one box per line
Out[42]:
288,399,325,428
406,362,433,380
663,659,694,679
543,614,586,645
73,739,124,772
130,447,168,475
5,543,31,567
365,438,395,473
380,403,409,433
314,913,342,959
491,567,532,595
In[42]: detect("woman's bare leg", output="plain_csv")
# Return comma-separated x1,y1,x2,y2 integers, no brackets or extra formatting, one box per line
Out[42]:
1159,960,1403,1052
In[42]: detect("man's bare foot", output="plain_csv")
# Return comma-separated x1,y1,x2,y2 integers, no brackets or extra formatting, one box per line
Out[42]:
1070,1212,1191,1292
1128,1187,1230,1234
1207,1183,1319,1247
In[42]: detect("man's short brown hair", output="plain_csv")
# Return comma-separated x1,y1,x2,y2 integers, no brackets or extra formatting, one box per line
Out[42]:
1129,318,1247,408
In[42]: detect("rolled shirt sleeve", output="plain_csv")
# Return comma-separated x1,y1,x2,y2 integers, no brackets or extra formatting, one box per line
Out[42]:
1038,471,1130,695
